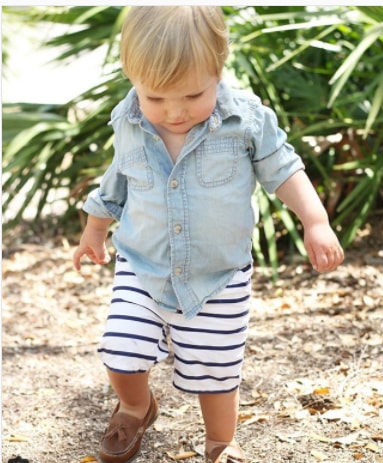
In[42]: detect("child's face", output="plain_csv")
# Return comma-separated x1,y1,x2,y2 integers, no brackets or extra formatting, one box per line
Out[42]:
133,72,218,136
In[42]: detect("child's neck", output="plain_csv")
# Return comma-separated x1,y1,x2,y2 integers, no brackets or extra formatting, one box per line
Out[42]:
155,126,186,164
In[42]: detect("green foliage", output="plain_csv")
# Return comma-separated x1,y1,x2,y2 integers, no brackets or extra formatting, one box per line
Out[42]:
2,75,131,226
2,6,383,275
2,6,131,227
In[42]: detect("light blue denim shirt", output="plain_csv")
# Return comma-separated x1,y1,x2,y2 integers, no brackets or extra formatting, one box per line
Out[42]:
83,81,304,319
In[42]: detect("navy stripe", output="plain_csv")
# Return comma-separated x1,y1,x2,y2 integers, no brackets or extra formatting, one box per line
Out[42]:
226,280,250,288
240,264,252,272
111,298,134,304
172,339,246,351
174,369,239,382
103,332,158,343
171,324,247,335
206,294,250,304
116,255,128,262
107,314,163,328
197,309,249,319
115,271,136,276
174,353,242,367
104,365,148,374
113,285,152,298
97,348,157,361
174,382,239,394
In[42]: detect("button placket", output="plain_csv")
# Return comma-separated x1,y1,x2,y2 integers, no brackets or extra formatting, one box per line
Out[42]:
167,166,188,283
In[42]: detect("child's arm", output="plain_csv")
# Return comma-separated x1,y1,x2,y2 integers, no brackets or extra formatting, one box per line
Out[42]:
73,215,114,270
275,169,344,272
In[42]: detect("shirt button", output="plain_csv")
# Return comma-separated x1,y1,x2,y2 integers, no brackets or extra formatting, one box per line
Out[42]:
173,224,182,234
153,135,160,141
175,267,182,276
170,179,178,189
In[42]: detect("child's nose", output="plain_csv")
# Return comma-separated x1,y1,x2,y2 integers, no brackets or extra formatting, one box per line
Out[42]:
166,101,185,120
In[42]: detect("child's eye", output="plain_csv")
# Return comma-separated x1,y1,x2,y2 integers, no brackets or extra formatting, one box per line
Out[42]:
147,96,163,102
187,92,203,100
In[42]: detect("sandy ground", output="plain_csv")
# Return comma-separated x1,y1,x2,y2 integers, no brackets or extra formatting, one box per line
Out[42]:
2,221,383,463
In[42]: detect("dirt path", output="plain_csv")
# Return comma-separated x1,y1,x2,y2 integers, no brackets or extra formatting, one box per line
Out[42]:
2,224,383,463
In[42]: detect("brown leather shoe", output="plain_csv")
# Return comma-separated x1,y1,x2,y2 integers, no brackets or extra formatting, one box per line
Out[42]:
99,391,159,463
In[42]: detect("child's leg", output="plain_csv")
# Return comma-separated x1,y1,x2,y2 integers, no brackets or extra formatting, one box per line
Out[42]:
100,369,159,463
199,389,239,451
106,369,151,418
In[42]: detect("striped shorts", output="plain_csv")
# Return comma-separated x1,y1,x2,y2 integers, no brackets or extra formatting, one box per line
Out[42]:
98,256,252,394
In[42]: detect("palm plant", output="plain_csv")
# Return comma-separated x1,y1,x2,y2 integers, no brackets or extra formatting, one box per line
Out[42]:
2,6,130,228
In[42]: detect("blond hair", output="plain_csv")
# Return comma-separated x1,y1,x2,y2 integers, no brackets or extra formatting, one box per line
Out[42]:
120,6,229,90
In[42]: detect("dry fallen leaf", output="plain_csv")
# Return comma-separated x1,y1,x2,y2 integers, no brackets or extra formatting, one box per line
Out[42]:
310,449,327,461
362,294,375,307
7,434,30,443
173,404,190,415
153,422,164,432
237,411,254,422
365,442,379,453
368,394,383,408
313,387,330,395
332,432,360,447
275,432,305,444
241,414,270,425
79,457,98,463
321,408,353,422
297,393,336,414
309,433,332,444
166,451,198,460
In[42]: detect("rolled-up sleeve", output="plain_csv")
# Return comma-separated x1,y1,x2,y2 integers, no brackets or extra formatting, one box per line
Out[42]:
83,155,127,221
250,102,305,194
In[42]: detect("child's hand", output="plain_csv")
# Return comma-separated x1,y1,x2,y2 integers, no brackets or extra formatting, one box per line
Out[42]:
304,223,344,273
73,216,113,270
73,235,111,270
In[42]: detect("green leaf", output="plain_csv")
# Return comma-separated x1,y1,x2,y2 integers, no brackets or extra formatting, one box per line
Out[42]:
363,72,383,137
328,23,383,106
256,188,278,281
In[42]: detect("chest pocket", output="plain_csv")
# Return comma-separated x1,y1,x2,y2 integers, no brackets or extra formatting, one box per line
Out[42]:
196,137,238,187
119,147,154,191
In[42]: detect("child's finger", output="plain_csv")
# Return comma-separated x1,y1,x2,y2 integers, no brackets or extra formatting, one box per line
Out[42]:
72,247,84,270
